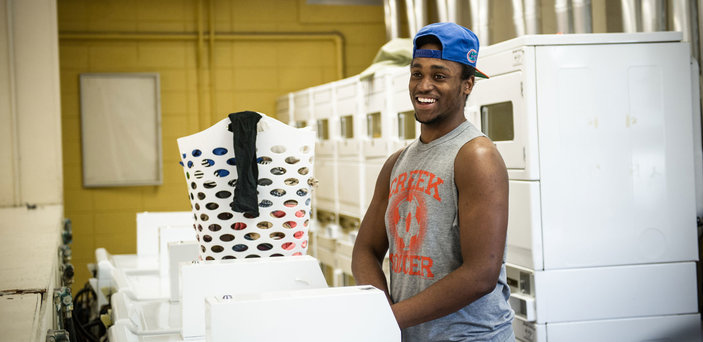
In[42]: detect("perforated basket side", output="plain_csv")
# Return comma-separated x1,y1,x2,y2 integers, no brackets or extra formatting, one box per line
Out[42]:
177,115,315,260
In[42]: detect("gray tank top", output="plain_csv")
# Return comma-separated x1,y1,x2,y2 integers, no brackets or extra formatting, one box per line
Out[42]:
385,121,514,342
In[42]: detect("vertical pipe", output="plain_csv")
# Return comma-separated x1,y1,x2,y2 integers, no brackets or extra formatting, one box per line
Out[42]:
208,0,215,127
406,0,418,38
415,0,426,29
656,0,667,31
688,0,699,62
453,0,468,27
621,0,640,33
573,0,592,33
641,0,666,32
512,0,526,36
478,0,490,45
673,0,692,43
470,0,481,34
437,0,448,22
4,0,19,205
699,0,703,63
523,0,541,34
555,0,573,33
384,0,399,40
447,0,458,23
470,0,491,44
197,0,208,131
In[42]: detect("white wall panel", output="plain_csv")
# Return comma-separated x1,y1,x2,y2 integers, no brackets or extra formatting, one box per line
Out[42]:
0,0,17,206
1,0,62,206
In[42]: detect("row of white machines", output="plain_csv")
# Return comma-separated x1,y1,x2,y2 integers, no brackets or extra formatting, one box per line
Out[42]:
94,212,399,342
277,64,417,232
471,31,702,342
278,31,703,341
276,64,414,288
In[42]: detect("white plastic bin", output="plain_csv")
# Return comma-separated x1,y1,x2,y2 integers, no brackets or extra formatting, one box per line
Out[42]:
177,114,315,260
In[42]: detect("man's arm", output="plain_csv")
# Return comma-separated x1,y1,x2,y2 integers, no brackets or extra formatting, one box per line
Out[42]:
352,150,403,302
391,137,509,328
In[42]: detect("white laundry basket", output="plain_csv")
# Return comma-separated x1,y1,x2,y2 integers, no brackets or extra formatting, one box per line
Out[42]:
177,113,315,260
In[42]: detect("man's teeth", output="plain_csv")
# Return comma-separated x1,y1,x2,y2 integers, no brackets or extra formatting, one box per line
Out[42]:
417,97,436,103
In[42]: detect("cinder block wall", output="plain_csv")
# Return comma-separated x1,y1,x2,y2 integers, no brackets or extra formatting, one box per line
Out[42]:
58,0,386,292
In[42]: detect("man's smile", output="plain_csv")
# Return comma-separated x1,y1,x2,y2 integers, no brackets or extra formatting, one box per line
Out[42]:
416,97,437,104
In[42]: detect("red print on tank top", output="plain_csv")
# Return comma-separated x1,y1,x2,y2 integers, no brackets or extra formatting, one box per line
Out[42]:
389,190,427,253
388,170,443,278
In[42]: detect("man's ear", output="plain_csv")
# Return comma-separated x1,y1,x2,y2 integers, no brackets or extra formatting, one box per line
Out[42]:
463,75,475,96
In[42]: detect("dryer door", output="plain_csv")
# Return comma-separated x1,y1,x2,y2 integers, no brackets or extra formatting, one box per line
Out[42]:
466,71,538,180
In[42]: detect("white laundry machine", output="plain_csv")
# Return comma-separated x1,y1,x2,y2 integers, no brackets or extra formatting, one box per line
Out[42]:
292,88,313,128
106,254,400,342
94,212,195,307
335,76,366,220
312,82,339,215
389,66,420,151
275,92,293,125
466,31,701,341
361,66,408,214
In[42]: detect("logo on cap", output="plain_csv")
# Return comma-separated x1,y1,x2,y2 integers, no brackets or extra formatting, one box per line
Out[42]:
467,49,478,64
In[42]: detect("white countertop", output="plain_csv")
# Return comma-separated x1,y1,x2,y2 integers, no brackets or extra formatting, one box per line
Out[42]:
0,204,63,341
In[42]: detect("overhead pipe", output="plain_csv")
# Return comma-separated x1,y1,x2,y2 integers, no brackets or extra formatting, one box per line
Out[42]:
524,0,541,34
384,0,400,40
641,0,666,32
59,32,345,80
511,0,526,36
620,0,640,33
572,0,592,33
555,0,573,33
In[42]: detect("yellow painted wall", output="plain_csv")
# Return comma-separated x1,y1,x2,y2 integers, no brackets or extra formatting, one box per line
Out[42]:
58,0,386,292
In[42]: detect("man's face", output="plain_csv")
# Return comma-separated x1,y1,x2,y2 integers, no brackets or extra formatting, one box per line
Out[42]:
409,42,473,125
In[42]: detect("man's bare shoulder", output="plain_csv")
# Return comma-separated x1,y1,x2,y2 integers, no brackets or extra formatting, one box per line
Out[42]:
453,136,508,189
457,136,502,163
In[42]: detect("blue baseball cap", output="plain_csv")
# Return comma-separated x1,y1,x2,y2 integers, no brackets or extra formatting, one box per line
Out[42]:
413,22,489,78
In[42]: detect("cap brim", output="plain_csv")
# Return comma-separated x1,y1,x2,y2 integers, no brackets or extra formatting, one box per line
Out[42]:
475,68,489,79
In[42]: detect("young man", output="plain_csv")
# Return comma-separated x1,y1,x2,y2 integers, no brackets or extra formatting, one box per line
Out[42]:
351,22,515,341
